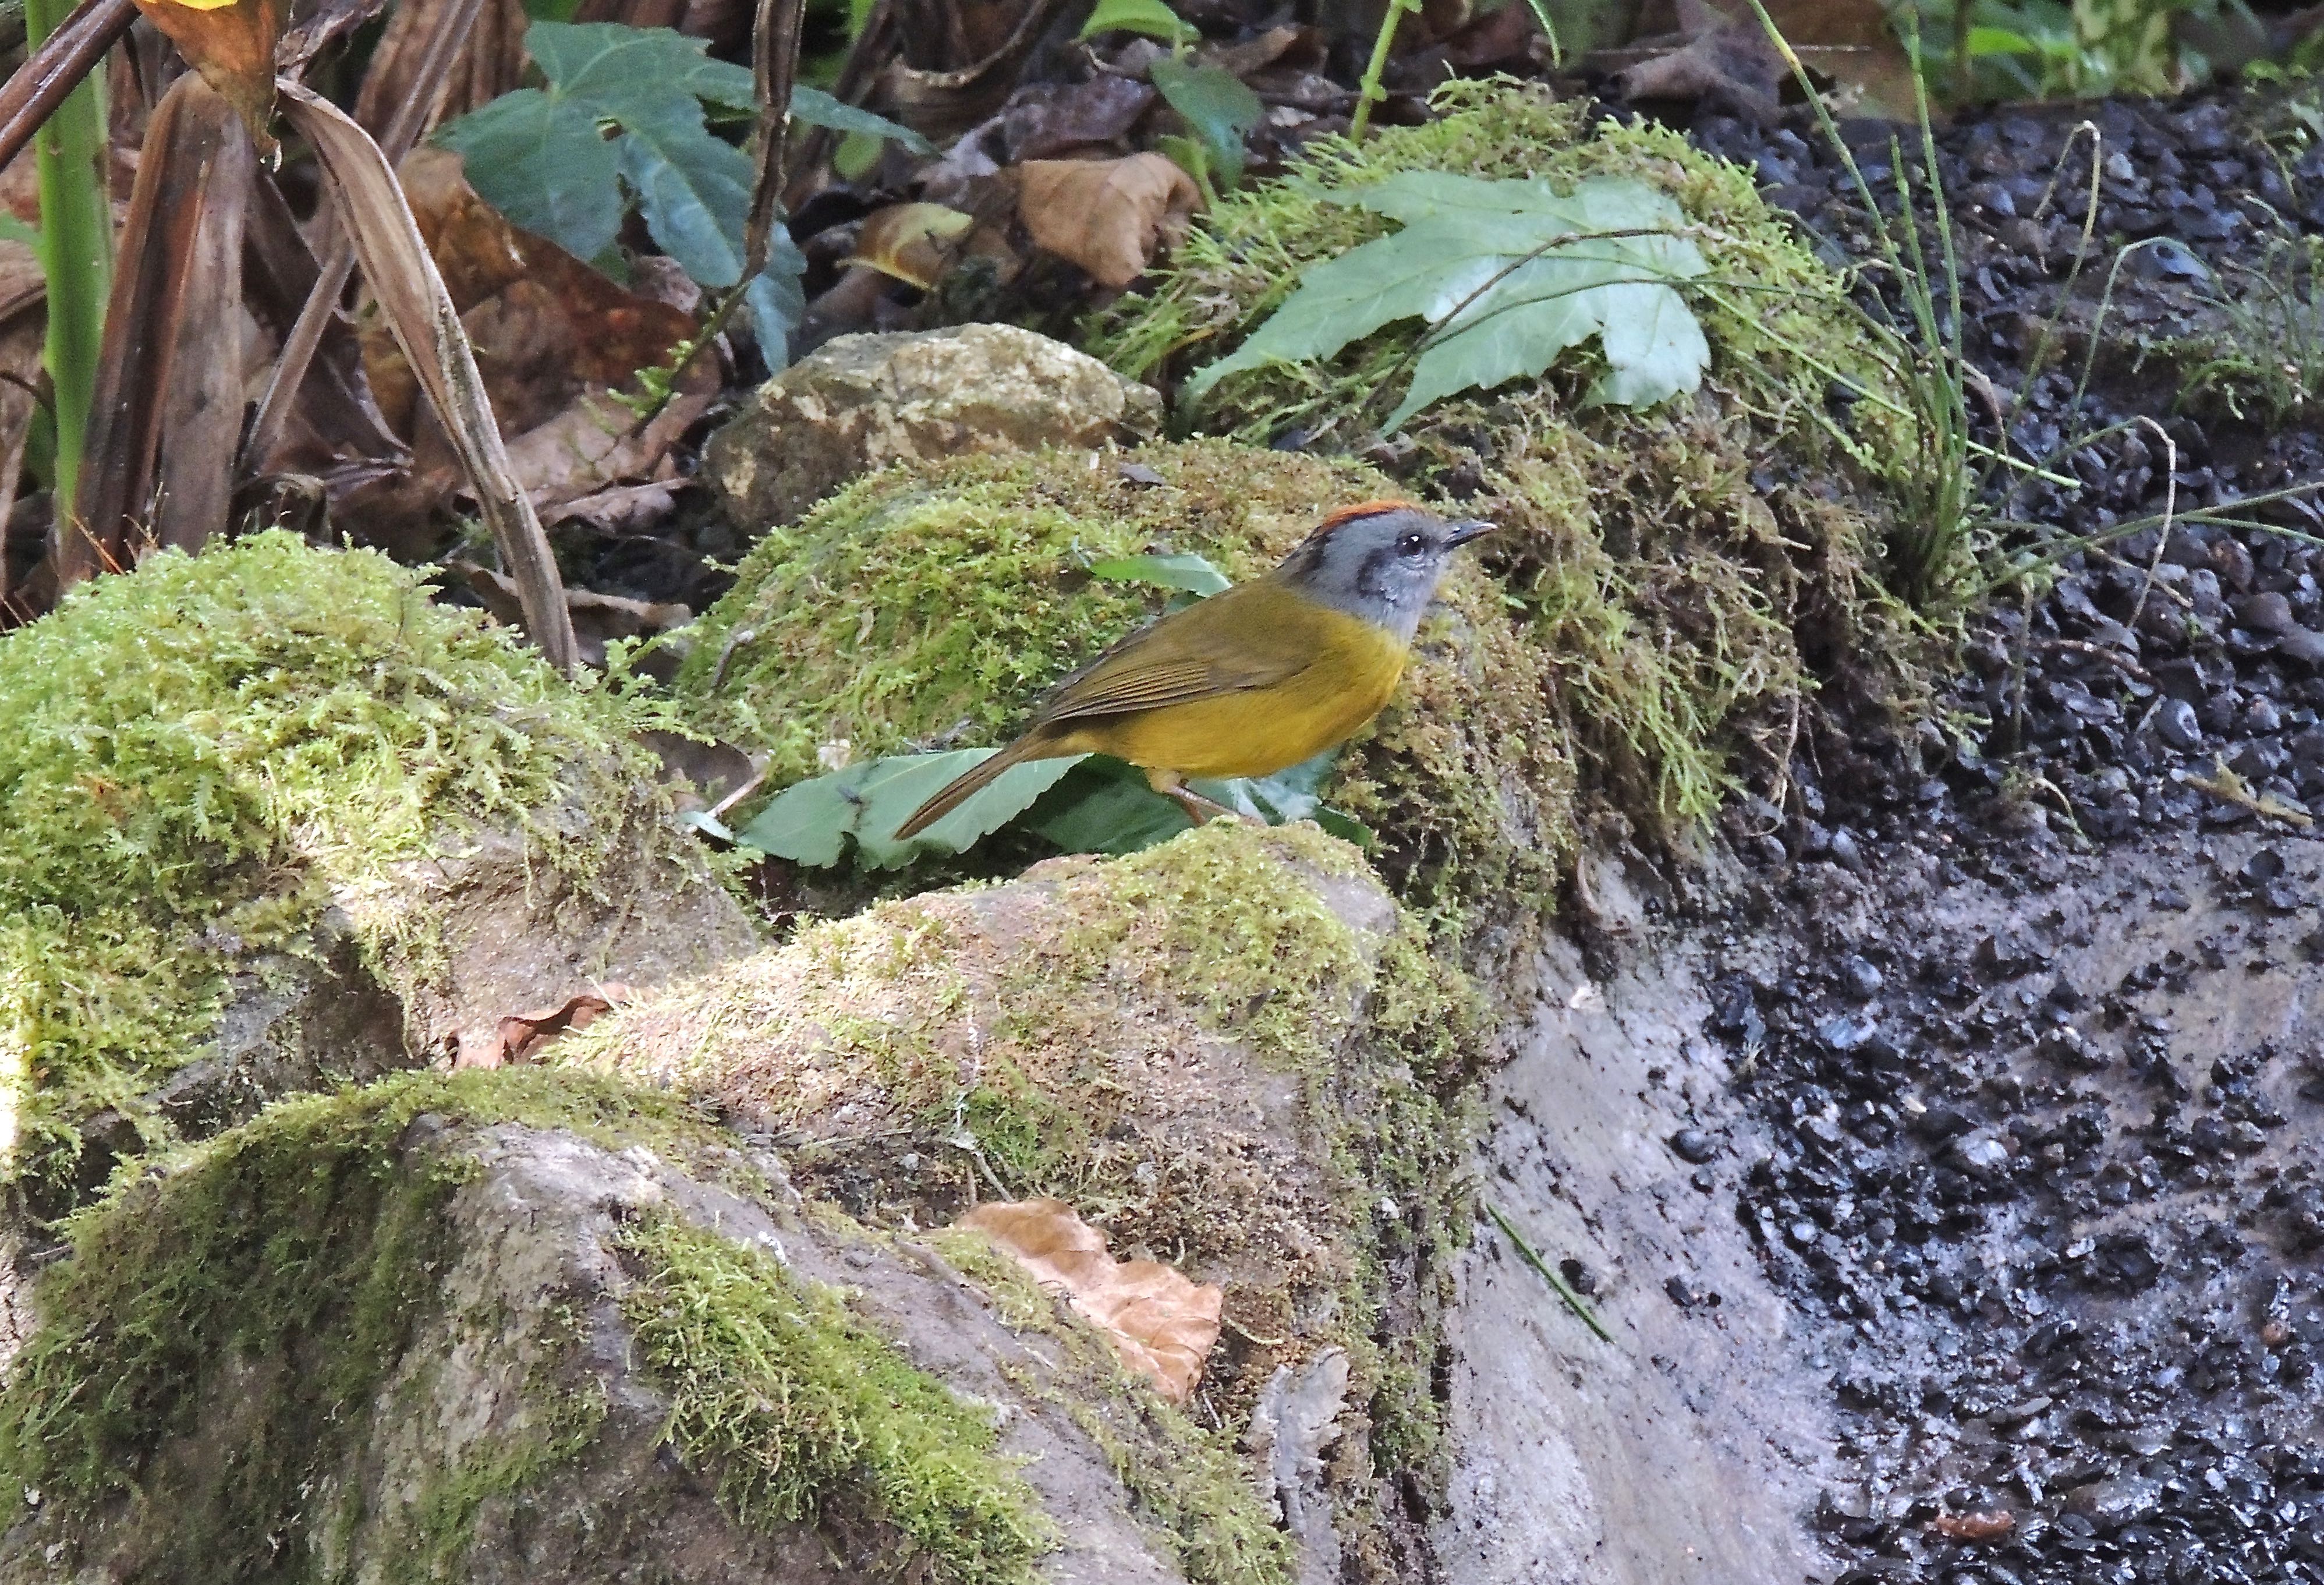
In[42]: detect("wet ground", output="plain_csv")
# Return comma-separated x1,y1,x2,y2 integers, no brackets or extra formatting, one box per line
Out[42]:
1631,82,2324,1585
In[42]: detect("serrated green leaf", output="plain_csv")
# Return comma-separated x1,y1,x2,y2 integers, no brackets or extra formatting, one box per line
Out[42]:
1025,757,1191,855
617,121,753,286
436,88,626,261
1078,0,1192,43
1150,58,1259,189
735,750,1085,869
1185,173,1710,429
791,87,932,154
1088,551,1232,596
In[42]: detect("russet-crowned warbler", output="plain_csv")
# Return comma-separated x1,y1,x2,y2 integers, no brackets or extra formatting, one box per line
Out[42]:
896,501,1492,838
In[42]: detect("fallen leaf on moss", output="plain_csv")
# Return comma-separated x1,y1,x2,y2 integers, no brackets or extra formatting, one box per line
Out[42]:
958,1197,1221,1402
1014,154,1200,289
1930,1510,2015,1542
458,986,630,1069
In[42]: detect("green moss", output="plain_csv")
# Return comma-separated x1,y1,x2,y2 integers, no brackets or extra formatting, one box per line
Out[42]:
1085,77,1929,851
0,532,663,1195
677,440,1572,925
0,1068,721,1577
618,1210,1053,1584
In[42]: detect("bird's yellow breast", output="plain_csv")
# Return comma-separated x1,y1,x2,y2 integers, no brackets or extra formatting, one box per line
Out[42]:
1055,601,1408,780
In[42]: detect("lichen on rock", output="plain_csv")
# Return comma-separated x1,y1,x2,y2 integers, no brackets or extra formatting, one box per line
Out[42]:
0,532,750,1203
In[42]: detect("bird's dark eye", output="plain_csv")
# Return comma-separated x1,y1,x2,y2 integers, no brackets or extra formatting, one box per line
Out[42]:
1397,532,1427,557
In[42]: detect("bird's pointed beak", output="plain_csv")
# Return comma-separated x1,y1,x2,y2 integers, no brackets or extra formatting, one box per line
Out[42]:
1444,518,1495,548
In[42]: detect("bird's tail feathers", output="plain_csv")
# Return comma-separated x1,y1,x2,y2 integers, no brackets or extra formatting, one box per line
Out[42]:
894,740,1039,840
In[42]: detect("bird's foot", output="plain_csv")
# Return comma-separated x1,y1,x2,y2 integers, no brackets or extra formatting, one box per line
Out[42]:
1150,773,1260,828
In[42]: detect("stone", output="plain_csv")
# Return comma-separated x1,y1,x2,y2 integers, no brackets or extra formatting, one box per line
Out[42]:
704,324,1164,528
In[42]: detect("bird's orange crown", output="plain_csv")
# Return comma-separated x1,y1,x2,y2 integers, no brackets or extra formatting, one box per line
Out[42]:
1316,498,1421,532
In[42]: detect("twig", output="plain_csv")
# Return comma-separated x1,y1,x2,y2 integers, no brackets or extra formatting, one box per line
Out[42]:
1484,1201,1613,1344
0,0,134,174
2032,637,2155,687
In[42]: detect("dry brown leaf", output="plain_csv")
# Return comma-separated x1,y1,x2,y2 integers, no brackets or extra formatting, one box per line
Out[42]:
64,72,253,582
454,987,629,1069
278,78,578,674
1014,154,1199,291
958,1197,1222,1403
129,0,286,147
355,0,527,137
845,203,975,288
1930,1510,2016,1542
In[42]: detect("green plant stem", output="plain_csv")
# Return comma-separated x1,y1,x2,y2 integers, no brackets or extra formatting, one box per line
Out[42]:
24,0,109,525
1484,1202,1613,1343
1349,0,1413,141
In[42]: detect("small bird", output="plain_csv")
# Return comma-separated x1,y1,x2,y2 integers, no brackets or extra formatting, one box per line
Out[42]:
895,500,1493,839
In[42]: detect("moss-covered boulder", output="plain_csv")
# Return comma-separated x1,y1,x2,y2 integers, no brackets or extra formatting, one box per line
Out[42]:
0,1070,1241,1584
567,821,1471,1578
1087,79,1930,816
0,533,753,1205
676,440,1570,924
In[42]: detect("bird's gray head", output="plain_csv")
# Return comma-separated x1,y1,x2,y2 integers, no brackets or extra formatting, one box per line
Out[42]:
1273,501,1493,642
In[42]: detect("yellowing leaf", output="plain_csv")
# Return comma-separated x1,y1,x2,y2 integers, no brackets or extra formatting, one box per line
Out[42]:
958,1198,1222,1403
1015,154,1201,291
845,203,975,289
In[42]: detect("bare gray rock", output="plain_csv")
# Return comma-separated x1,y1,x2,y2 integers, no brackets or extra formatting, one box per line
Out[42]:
704,324,1163,528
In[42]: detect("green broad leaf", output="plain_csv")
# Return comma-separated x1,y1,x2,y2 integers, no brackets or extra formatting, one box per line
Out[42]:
1183,173,1710,429
616,121,753,286
791,87,933,154
1149,58,1260,189
1025,757,1191,855
745,225,810,370
735,751,1085,869
436,88,626,261
1087,550,1232,597
1078,0,1193,42
526,21,755,123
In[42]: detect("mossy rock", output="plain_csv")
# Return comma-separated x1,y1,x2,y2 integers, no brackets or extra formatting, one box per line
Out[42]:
1086,79,1933,818
0,533,752,1205
0,1068,1253,1584
567,822,1479,1574
675,440,1572,919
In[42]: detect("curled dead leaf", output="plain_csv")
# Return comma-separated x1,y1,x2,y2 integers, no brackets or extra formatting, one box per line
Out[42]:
844,203,975,289
958,1197,1221,1403
454,986,632,1070
1013,153,1199,291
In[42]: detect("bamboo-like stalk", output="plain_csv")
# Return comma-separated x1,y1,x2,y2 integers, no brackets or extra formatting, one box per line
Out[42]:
23,0,111,539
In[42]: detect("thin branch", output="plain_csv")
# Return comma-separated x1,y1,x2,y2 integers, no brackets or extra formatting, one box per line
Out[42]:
0,0,136,174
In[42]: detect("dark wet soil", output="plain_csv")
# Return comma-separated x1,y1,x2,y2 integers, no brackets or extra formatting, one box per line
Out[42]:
1672,83,2324,1585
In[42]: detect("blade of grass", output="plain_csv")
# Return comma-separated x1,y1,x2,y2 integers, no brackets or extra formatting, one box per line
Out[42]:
1483,1201,1614,1344
277,78,579,674
23,0,114,562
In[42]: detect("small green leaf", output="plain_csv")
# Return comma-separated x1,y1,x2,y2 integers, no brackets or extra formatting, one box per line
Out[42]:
617,121,754,286
436,88,626,261
745,225,810,370
1149,58,1259,189
0,215,42,250
1079,0,1193,43
1087,551,1232,597
526,21,755,121
735,751,1085,869
791,87,933,154
1964,25,2039,56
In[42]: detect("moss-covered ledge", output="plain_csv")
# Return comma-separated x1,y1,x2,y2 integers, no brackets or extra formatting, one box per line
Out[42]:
0,1069,1209,1584
0,533,753,1207
564,820,1479,1577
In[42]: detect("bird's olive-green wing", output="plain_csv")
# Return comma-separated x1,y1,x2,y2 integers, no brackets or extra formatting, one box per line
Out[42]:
1034,579,1322,723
